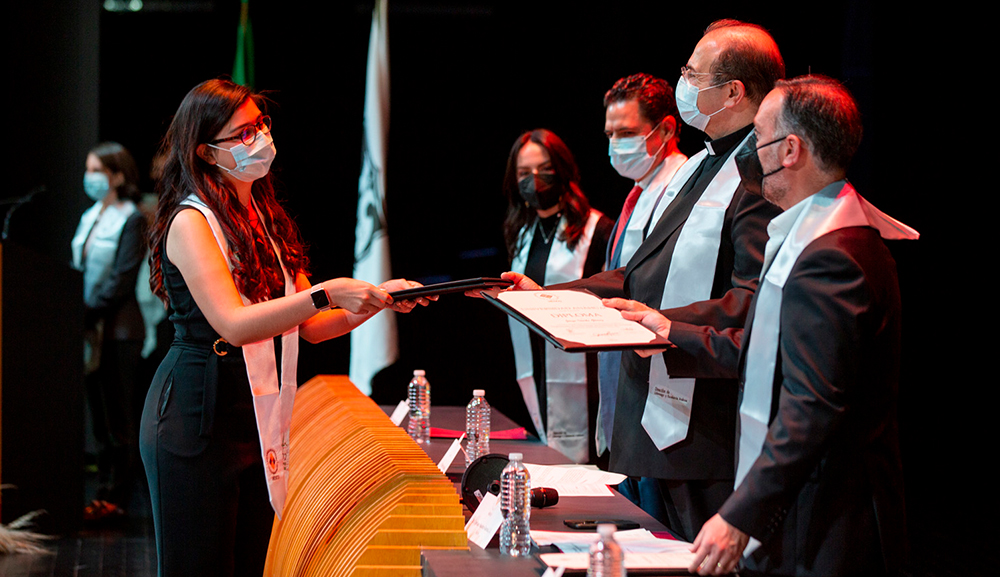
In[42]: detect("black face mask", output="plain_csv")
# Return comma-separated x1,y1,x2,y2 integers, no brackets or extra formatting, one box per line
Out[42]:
518,172,562,210
735,132,787,196
735,133,765,196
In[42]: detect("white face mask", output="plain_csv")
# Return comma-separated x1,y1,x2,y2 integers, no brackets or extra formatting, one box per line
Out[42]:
676,76,729,132
608,119,666,180
208,132,276,182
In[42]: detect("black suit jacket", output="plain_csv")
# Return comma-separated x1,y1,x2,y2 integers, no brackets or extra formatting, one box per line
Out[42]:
668,226,906,576
555,182,779,480
85,210,147,342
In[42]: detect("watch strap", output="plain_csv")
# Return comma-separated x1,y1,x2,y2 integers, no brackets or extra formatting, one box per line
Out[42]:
310,285,332,311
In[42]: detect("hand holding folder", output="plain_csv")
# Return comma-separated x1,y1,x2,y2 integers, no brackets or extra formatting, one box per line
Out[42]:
389,277,513,301
482,288,671,352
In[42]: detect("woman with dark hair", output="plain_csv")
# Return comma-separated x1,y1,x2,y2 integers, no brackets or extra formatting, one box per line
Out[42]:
141,78,425,576
502,129,613,464
71,141,147,520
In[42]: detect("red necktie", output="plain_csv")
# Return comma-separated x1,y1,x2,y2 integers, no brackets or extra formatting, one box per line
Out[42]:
610,184,643,260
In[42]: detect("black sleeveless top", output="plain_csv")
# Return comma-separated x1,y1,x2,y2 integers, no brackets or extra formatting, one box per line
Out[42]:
156,205,285,441
163,205,286,349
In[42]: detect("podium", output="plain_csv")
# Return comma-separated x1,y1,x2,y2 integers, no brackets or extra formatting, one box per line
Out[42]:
0,242,85,533
265,375,467,576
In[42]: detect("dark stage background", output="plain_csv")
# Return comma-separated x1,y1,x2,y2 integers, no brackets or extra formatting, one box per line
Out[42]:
6,1,985,574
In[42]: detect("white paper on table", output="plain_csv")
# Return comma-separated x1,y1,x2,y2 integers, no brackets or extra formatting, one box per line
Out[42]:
540,550,697,570
539,566,565,577
389,399,408,426
497,290,658,347
532,529,692,554
465,492,503,549
437,434,465,473
533,529,630,553
524,463,626,496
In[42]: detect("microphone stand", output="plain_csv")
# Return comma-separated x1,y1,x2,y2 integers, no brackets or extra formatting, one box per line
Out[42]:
1,186,45,241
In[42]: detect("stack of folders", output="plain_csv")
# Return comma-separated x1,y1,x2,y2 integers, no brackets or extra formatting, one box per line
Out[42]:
265,375,468,577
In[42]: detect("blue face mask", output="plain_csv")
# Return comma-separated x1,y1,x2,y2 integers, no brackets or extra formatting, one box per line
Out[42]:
84,172,109,202
608,119,665,180
207,132,276,182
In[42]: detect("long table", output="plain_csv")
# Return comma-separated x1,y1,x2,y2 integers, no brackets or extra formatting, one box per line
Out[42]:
383,406,690,576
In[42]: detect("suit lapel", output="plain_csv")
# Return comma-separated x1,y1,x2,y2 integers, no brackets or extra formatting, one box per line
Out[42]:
623,183,701,288
607,212,624,268
737,291,759,383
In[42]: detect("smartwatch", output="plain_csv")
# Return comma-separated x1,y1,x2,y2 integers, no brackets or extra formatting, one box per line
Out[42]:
310,285,332,311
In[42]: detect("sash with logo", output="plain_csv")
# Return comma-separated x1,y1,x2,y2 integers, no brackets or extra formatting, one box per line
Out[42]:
597,152,687,454
736,182,919,487
181,195,298,518
641,132,752,451
510,210,602,463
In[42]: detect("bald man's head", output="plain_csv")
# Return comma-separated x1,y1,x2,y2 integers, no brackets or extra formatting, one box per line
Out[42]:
703,20,785,105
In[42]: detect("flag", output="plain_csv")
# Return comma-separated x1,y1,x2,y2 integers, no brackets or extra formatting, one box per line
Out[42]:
232,0,255,87
350,0,396,396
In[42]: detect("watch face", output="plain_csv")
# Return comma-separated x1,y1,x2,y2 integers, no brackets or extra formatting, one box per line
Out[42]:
311,287,331,310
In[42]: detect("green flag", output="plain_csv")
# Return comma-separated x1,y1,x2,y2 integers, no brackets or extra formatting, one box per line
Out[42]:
232,0,255,87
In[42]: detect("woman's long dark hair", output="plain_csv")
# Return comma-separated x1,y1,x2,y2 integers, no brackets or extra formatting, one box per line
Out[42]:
148,78,309,305
502,129,592,263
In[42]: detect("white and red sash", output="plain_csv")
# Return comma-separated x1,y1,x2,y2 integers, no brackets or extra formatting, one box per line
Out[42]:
182,195,298,518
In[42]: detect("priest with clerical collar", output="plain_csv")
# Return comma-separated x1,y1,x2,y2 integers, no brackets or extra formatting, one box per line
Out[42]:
607,74,918,576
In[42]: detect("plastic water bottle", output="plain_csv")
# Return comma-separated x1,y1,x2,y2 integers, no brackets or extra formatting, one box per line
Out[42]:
465,389,491,466
407,370,430,444
587,523,626,577
499,452,531,557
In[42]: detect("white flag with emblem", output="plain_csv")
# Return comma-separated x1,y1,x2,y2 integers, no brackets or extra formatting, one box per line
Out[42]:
350,0,397,396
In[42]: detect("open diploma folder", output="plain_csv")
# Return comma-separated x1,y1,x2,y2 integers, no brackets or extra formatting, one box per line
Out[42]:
483,289,671,352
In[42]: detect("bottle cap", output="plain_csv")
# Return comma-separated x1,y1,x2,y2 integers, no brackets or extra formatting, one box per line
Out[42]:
508,452,523,461
597,523,616,537
473,389,485,397
413,369,425,376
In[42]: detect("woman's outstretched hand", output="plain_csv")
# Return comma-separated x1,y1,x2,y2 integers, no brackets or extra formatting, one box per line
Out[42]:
379,279,436,312
323,278,392,315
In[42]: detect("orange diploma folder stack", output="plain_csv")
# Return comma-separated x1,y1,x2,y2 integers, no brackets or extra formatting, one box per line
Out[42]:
265,375,467,577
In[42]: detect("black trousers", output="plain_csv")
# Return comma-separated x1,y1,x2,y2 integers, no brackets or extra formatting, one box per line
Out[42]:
140,344,274,577
87,338,143,505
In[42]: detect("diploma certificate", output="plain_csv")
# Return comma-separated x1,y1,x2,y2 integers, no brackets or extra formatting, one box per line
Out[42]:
484,289,670,352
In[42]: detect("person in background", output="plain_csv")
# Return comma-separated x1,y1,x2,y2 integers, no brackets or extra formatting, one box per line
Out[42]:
71,141,147,521
502,128,613,464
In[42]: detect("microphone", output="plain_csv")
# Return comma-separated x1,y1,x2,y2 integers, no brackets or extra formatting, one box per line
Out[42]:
531,487,559,509
486,482,559,509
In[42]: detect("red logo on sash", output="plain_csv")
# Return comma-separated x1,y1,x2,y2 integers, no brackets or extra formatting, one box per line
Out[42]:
266,449,279,474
